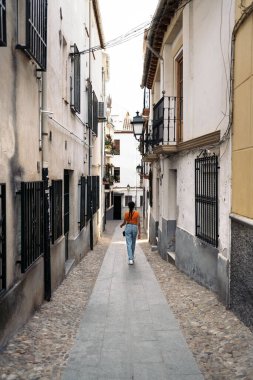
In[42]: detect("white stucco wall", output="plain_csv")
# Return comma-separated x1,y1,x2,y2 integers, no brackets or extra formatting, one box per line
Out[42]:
150,0,234,256
112,131,142,189
183,0,235,141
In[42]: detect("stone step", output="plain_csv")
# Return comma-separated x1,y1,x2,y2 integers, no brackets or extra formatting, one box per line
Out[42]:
167,250,176,264
65,258,75,277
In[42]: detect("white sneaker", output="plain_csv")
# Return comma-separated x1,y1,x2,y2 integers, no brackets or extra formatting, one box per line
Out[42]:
129,259,133,265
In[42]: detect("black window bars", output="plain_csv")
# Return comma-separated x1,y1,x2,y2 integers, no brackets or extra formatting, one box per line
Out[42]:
71,43,81,113
195,154,219,247
17,0,47,70
92,176,99,214
21,181,44,273
92,91,98,136
0,0,6,46
87,81,93,129
51,180,63,244
82,176,99,228
86,176,92,222
0,184,6,293
80,176,86,230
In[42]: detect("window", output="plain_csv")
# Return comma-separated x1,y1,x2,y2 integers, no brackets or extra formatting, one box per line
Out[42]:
0,184,6,293
0,0,6,46
149,170,153,207
86,176,92,222
87,81,93,129
114,167,120,182
92,176,99,214
125,195,132,207
70,44,81,113
80,176,86,230
93,91,98,136
113,139,120,155
17,0,47,70
51,180,62,244
195,154,219,247
140,195,143,207
176,52,183,142
21,181,44,273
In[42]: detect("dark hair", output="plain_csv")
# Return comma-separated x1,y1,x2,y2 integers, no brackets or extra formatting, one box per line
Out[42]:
128,201,135,211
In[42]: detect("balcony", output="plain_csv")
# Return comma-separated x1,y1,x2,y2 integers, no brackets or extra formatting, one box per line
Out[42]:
142,95,221,161
152,96,183,154
105,135,114,155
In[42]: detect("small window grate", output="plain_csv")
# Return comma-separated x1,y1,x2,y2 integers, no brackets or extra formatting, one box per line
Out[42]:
51,180,62,244
21,181,44,273
195,154,219,247
0,0,7,46
0,184,6,293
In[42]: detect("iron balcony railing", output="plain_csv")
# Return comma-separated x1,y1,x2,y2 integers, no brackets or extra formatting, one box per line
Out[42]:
195,154,219,247
152,96,183,146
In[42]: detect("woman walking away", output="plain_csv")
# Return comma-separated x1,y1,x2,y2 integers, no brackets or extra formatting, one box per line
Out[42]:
120,201,141,265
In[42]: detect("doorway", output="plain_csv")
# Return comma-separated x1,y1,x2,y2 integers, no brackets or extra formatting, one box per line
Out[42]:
113,195,122,220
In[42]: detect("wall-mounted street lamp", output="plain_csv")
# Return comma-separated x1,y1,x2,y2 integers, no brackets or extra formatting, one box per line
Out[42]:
136,164,142,175
131,111,145,141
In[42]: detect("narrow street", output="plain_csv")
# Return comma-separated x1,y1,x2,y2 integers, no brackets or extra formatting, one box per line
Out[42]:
0,221,253,380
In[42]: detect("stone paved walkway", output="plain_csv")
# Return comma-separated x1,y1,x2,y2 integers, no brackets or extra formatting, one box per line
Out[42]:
140,242,253,380
0,221,253,380
62,225,203,380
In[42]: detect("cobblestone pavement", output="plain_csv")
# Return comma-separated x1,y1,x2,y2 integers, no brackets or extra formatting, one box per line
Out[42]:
139,240,253,380
0,221,253,380
0,222,116,380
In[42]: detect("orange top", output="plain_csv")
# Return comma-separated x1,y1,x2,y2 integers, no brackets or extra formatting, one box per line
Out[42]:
124,211,139,225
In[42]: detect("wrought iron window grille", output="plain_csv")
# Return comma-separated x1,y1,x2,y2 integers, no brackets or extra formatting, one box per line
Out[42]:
0,184,6,293
86,176,92,222
20,181,44,273
195,154,219,247
0,0,7,46
51,180,63,244
92,176,99,214
16,0,47,71
79,176,86,230
92,91,98,136
70,43,81,113
87,80,93,129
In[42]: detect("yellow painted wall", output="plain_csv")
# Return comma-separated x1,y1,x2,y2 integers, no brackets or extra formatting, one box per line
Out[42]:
232,2,253,218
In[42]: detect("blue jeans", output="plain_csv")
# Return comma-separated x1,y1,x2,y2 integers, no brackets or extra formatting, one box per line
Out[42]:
125,224,138,260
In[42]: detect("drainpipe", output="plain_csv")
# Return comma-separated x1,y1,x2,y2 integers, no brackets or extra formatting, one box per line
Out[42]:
89,0,93,250
41,72,51,301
